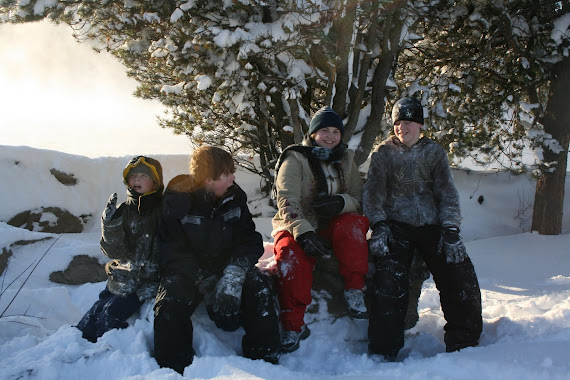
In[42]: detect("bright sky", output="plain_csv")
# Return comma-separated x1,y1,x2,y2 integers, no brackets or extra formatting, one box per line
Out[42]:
0,21,192,158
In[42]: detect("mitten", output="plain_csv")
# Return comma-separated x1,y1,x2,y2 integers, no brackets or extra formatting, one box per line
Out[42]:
438,226,467,264
311,195,345,218
296,231,333,258
368,221,393,258
210,264,246,331
101,193,123,225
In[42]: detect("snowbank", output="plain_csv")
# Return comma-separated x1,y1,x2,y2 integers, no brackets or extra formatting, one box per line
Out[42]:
0,146,569,379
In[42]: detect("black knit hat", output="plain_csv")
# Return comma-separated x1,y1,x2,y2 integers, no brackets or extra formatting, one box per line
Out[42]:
308,106,344,136
391,97,424,125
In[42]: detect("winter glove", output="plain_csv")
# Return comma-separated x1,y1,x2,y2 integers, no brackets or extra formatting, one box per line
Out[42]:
438,226,467,264
101,193,123,226
105,260,137,296
210,264,246,331
311,195,345,219
296,231,333,259
368,221,393,258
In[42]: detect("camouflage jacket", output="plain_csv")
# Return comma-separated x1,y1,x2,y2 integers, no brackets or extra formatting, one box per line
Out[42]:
363,136,461,229
102,156,163,300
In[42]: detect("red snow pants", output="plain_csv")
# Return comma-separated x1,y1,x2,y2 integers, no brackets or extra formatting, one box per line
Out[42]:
273,212,369,332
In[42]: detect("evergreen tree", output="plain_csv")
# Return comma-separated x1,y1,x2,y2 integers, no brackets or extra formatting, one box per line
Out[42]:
2,1,568,234
0,0,416,193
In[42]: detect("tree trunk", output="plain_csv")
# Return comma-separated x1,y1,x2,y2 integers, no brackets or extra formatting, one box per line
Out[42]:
354,6,405,166
344,0,380,140
531,58,570,234
332,0,357,118
532,147,568,234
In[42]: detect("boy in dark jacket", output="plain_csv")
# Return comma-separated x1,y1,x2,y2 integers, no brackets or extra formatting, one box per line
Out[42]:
363,97,482,360
77,156,163,343
153,146,280,374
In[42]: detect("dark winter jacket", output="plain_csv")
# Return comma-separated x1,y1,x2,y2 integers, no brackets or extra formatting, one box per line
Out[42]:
158,174,263,283
272,141,363,239
363,136,461,228
101,156,164,301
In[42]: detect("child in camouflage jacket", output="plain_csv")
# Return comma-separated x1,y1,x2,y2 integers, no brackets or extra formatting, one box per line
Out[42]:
76,156,163,343
363,97,482,360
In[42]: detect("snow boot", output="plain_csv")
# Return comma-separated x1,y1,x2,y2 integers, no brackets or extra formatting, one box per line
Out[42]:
281,324,311,353
344,288,368,319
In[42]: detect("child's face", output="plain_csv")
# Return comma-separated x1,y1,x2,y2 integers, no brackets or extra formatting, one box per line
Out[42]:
394,120,422,147
205,171,235,198
312,127,342,150
127,173,157,194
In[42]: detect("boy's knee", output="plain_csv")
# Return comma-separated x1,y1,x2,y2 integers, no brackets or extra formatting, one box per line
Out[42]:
372,259,408,298
372,274,408,299
97,316,128,336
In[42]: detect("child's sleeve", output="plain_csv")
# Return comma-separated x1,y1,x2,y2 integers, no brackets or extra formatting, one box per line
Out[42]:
432,146,462,227
228,189,264,272
273,152,315,238
339,156,363,214
100,203,129,260
157,190,207,285
363,150,389,227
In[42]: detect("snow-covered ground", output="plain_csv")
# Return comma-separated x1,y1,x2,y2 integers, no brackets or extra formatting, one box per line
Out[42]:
0,145,569,379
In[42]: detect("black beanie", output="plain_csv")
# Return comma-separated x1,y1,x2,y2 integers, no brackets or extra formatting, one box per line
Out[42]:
308,107,344,136
391,97,424,125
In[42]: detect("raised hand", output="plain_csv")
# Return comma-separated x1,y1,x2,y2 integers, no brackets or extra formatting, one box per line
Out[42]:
101,193,122,224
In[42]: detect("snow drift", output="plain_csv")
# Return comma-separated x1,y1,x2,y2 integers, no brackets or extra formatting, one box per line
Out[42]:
0,145,569,379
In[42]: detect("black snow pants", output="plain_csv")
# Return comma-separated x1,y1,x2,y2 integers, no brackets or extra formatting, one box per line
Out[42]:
368,222,482,359
153,267,281,374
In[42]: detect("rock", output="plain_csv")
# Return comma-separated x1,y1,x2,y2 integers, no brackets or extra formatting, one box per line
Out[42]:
11,238,53,246
309,253,429,330
50,254,107,285
0,247,13,277
50,169,78,186
7,207,84,233
310,255,349,316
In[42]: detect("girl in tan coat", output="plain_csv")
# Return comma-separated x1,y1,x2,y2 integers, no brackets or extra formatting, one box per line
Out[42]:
272,107,369,353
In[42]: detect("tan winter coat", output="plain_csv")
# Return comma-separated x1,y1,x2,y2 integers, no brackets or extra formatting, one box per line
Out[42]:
271,148,363,239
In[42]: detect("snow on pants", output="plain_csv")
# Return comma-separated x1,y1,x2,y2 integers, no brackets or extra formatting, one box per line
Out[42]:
368,222,482,358
153,268,281,374
76,287,143,343
274,212,369,332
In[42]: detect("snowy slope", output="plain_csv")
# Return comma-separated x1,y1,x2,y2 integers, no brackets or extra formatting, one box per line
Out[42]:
0,145,569,379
